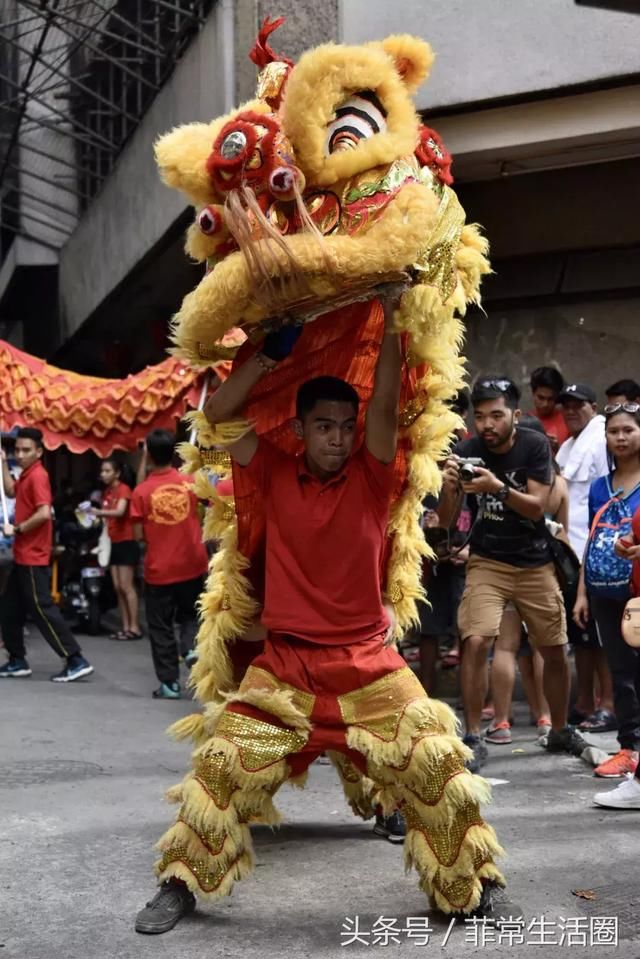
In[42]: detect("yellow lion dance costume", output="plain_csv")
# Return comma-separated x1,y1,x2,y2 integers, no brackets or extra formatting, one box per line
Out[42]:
149,19,504,916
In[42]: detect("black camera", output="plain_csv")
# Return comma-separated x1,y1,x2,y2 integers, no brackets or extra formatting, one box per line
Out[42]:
459,457,485,482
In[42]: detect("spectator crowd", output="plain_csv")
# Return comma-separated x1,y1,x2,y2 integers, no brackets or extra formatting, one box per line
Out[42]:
2,367,640,816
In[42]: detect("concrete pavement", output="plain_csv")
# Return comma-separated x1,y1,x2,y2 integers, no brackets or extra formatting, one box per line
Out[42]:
1,631,638,959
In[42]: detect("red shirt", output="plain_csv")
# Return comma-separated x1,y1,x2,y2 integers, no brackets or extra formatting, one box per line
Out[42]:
14,461,52,566
241,439,393,644
130,468,208,585
102,482,134,543
529,407,569,448
631,508,640,596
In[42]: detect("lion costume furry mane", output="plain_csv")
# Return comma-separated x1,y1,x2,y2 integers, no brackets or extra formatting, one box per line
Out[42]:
155,19,490,756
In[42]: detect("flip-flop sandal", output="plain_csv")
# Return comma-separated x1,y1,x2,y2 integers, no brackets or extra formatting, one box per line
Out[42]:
109,630,128,641
578,708,618,733
125,631,144,641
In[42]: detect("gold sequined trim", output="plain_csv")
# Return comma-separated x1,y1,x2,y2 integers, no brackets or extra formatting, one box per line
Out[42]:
338,666,425,734
413,186,465,303
177,816,228,856
387,583,404,605
216,710,307,771
402,751,466,806
158,843,243,893
256,61,289,103
199,448,232,470
193,752,235,810
239,666,316,719
329,751,363,785
431,849,492,910
197,342,240,361
399,388,429,428
404,800,484,867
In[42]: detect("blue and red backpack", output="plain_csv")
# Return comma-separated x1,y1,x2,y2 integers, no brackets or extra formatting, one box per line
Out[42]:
584,493,633,599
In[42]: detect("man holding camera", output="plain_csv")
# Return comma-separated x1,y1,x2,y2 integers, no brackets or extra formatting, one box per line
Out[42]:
439,377,585,772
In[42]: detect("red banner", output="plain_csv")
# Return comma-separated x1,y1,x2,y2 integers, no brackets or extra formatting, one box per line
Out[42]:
0,340,204,456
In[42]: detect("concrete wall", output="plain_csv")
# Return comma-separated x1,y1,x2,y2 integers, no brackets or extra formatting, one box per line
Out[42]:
57,0,235,341
465,294,640,404
340,0,640,110
234,0,339,105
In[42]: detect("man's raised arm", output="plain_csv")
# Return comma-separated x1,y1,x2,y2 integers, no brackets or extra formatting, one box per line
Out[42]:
203,326,301,466
365,299,403,465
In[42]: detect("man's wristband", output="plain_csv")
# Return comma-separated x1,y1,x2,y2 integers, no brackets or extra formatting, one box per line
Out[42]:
14,522,23,534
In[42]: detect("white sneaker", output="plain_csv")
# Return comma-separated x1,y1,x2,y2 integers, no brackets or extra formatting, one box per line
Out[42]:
593,773,640,809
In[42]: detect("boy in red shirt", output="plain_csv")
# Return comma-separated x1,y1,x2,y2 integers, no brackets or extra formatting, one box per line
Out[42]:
135,305,504,935
0,427,93,682
130,430,208,699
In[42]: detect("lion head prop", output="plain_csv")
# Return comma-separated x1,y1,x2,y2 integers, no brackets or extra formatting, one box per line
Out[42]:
155,19,490,742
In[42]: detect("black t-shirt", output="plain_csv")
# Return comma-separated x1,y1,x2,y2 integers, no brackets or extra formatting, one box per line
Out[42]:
454,428,552,568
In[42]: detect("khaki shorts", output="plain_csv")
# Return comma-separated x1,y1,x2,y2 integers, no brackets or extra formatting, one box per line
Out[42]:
457,556,567,648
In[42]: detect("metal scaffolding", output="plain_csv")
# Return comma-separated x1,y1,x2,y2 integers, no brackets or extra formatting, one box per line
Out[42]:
0,0,214,251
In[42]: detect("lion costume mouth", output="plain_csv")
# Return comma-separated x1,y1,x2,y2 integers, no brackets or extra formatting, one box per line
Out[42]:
175,160,453,364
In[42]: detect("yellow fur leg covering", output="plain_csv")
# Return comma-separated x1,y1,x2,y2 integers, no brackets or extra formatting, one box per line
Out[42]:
327,751,377,821
346,694,505,914
155,709,304,899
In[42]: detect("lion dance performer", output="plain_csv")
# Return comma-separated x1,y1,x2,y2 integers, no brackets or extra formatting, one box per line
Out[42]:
135,20,505,935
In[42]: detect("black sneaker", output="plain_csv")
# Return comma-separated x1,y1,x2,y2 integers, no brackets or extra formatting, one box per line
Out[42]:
545,725,587,757
453,881,514,922
135,880,196,935
463,733,488,773
373,811,406,844
50,656,94,683
0,657,32,678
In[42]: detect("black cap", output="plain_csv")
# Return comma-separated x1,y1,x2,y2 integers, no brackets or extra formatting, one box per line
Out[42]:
558,383,597,404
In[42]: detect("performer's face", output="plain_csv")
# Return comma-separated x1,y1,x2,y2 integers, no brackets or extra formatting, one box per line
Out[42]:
297,400,357,478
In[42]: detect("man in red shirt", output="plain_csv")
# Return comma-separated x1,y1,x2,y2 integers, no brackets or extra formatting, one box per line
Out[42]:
136,305,504,935
528,366,568,453
130,430,208,699
0,428,93,682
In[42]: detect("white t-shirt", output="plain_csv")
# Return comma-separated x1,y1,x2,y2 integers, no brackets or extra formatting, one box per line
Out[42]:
556,414,609,559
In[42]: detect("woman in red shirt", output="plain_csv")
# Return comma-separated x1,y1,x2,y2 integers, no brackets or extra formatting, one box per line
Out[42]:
93,458,142,640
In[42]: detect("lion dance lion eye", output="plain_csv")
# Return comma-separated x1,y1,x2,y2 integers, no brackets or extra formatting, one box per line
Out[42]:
197,206,222,235
325,90,387,155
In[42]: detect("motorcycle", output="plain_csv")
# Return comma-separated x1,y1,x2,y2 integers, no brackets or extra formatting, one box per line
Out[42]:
56,509,112,634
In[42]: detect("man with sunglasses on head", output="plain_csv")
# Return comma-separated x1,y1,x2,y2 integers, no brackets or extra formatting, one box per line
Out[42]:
439,376,585,773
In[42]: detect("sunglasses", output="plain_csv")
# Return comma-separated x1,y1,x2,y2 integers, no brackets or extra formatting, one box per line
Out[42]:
476,378,513,393
604,403,640,415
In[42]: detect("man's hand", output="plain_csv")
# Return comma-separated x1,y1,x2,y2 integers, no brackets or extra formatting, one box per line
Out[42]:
573,593,590,629
441,457,461,495
461,466,503,497
3,522,15,538
450,544,469,566
261,324,303,362
383,603,397,646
